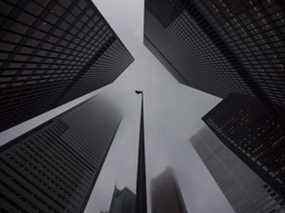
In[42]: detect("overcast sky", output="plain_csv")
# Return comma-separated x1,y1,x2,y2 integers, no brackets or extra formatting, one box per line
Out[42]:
84,0,235,213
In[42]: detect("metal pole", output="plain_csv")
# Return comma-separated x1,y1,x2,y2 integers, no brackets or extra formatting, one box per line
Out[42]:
135,90,147,213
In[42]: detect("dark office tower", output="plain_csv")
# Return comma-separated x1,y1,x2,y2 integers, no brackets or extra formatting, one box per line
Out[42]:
202,93,285,202
0,95,122,213
151,168,188,213
192,127,285,213
107,186,136,213
144,0,285,114
144,0,253,98
0,0,133,132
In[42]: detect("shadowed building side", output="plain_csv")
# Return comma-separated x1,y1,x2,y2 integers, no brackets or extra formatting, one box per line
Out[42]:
0,0,133,132
200,94,285,211
144,0,285,119
0,95,122,213
144,0,253,98
192,126,285,213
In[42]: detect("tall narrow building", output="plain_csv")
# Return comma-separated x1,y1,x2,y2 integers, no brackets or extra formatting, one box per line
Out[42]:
151,168,188,213
107,186,136,213
0,94,122,212
192,126,285,213
0,0,134,132
202,94,285,201
144,0,285,115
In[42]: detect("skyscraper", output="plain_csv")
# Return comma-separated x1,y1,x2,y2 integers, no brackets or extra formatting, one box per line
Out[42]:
202,93,285,201
192,126,285,213
151,167,188,213
144,0,285,115
107,186,136,213
0,0,134,132
0,94,122,212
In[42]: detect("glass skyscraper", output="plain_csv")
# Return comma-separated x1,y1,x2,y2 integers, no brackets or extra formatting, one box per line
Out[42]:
202,94,285,203
0,95,122,212
0,0,133,132
144,0,285,117
192,126,285,213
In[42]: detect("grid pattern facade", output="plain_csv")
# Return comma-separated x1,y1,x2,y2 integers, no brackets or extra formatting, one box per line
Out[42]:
0,96,122,212
192,127,285,213
145,0,285,114
0,0,133,132
193,0,285,111
203,94,285,200
166,11,253,96
58,40,133,105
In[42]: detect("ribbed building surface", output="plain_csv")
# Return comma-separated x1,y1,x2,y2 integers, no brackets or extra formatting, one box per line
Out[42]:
203,94,285,202
192,0,285,112
0,0,133,132
0,95,122,212
192,127,285,213
144,0,285,114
